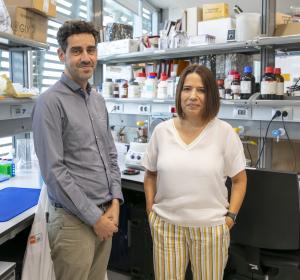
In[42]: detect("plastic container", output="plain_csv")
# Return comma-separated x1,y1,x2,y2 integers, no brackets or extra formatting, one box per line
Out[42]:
236,13,261,41
241,66,255,100
102,78,113,97
261,66,277,100
128,81,140,98
135,72,146,97
274,68,284,100
157,73,168,99
142,74,157,99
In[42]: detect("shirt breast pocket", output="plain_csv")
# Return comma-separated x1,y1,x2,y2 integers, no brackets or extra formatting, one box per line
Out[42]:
94,116,110,143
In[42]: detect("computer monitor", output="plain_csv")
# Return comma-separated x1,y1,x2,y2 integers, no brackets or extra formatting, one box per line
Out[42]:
230,168,300,250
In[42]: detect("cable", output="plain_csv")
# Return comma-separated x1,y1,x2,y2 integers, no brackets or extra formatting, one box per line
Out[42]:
255,110,282,168
246,139,253,167
281,112,297,172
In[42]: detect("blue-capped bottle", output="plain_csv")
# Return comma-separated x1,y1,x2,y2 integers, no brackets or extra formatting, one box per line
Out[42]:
240,66,255,100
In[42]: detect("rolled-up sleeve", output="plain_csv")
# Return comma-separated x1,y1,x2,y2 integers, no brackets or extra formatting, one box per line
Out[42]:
32,96,103,226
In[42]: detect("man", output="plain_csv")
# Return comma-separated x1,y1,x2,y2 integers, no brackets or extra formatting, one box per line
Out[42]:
32,20,123,280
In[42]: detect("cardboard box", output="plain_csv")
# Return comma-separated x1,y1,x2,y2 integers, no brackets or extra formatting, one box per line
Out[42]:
274,23,300,36
7,6,48,43
198,17,235,43
276,13,292,26
97,39,139,58
186,6,202,36
5,0,56,17
203,3,229,21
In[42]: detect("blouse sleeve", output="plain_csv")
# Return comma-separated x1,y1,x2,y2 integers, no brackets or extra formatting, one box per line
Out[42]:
224,128,246,178
142,126,159,172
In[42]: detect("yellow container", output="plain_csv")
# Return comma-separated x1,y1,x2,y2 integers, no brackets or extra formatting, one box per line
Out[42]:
203,3,229,21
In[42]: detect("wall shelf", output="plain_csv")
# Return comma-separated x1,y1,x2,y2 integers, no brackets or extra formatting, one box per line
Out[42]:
0,98,36,137
98,41,259,64
0,31,48,51
98,35,300,65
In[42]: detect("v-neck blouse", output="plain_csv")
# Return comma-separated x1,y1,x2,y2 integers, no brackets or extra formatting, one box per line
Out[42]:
171,118,212,150
142,118,246,227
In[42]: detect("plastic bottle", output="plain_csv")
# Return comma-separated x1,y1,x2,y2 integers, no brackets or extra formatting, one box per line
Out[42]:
166,71,176,99
241,66,255,100
274,68,284,100
102,78,113,97
157,73,168,99
260,66,276,100
135,72,146,97
231,73,241,100
128,81,140,98
217,79,225,99
142,74,157,99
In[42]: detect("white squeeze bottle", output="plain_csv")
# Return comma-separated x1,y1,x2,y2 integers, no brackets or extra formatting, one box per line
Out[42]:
142,73,157,99
157,72,168,99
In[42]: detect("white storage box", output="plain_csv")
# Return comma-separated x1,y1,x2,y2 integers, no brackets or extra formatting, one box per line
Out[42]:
198,17,235,44
97,39,139,58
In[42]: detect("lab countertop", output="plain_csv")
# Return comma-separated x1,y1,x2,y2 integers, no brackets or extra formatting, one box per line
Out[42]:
0,168,41,245
0,166,144,246
121,170,144,183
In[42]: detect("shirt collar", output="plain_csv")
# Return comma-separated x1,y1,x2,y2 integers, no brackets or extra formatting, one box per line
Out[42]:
60,73,92,96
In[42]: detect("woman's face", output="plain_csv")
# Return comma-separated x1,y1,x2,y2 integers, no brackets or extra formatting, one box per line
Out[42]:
180,72,206,120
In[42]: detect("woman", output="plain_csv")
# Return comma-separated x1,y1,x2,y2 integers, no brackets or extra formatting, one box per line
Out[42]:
143,64,247,280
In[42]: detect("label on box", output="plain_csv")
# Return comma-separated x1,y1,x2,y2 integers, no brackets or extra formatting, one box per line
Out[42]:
43,0,50,13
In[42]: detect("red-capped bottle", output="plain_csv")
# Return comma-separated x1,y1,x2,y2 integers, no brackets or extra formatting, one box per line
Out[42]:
231,73,241,100
260,66,276,100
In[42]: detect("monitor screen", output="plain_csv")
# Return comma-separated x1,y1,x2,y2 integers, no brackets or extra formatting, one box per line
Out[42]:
230,168,300,250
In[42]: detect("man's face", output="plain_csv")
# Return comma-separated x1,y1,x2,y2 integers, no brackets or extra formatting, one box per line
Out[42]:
58,33,97,86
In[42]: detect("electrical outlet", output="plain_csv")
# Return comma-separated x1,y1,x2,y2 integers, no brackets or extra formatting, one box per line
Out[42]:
10,105,27,118
137,105,151,113
271,108,293,120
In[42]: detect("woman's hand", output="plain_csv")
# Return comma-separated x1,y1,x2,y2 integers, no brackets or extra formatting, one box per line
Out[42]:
225,216,235,230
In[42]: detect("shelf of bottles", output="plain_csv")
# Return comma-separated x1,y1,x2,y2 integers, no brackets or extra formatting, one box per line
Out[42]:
98,35,300,65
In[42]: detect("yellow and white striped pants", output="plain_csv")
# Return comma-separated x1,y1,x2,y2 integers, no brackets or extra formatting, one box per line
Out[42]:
148,211,230,280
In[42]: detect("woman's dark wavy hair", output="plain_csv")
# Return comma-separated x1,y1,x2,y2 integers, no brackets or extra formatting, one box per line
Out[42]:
57,20,99,52
175,64,220,121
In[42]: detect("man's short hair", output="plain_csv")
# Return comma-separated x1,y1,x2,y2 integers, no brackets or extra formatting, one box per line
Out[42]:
57,20,99,52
